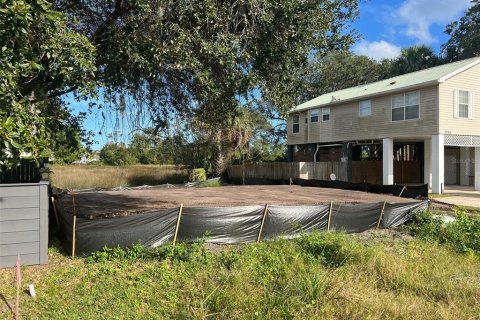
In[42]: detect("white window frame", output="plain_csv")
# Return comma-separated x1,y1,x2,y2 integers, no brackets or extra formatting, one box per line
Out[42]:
292,114,300,133
454,89,473,119
310,109,319,123
322,107,331,121
359,100,372,117
391,91,420,122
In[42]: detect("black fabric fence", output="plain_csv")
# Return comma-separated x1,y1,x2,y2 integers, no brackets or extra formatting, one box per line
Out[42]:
226,177,428,199
57,200,429,256
0,159,46,183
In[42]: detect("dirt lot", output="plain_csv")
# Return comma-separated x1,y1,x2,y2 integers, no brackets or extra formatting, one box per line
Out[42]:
57,185,418,218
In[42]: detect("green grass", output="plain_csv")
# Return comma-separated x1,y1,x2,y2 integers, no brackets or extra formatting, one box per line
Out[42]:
50,164,189,189
406,209,480,254
1,230,479,319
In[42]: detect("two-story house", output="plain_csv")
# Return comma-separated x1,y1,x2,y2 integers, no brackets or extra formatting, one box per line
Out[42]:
287,57,480,194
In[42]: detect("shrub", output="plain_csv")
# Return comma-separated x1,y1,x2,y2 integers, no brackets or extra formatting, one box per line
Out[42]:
296,231,359,267
87,241,208,264
99,142,137,166
408,210,480,254
190,168,206,182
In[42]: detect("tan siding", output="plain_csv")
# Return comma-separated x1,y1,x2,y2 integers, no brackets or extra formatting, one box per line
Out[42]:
287,111,309,145
439,63,480,135
308,109,321,143
287,86,439,144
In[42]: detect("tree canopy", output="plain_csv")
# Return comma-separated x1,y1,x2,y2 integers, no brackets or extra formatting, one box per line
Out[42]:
57,0,359,122
443,0,480,61
0,0,95,164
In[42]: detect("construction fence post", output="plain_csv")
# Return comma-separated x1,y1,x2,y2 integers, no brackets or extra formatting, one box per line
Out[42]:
173,203,184,246
257,204,269,243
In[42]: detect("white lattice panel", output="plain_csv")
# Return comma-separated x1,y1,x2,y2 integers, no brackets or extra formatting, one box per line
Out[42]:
444,134,480,146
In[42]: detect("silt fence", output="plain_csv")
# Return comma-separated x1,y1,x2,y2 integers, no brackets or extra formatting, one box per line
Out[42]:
56,200,429,256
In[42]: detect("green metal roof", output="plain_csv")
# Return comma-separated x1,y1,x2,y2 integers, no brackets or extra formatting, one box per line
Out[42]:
292,57,480,112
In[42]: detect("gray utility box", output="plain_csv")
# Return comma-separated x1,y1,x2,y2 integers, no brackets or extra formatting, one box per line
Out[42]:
0,182,49,268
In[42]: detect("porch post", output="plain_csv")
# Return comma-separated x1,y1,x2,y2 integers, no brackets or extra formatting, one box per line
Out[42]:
431,134,444,194
475,147,480,191
460,147,471,186
424,139,432,189
383,138,394,185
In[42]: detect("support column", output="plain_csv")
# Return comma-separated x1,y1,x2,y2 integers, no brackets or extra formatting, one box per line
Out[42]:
287,145,294,162
431,134,445,194
383,138,394,185
424,139,432,189
342,142,353,182
475,147,480,191
460,147,471,186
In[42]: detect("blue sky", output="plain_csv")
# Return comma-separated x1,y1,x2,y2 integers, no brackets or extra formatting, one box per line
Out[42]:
353,0,471,60
73,0,473,150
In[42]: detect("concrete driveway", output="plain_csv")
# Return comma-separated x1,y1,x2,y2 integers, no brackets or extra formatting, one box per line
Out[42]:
436,186,480,209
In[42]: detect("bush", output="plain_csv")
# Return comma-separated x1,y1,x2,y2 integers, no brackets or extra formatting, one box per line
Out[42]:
296,232,359,267
408,210,480,254
87,240,208,264
99,142,137,166
190,168,206,182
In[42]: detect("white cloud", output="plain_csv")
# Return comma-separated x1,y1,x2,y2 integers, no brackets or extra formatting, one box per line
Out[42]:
353,40,401,61
395,0,471,44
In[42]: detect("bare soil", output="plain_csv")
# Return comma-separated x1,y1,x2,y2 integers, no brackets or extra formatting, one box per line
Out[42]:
57,185,417,219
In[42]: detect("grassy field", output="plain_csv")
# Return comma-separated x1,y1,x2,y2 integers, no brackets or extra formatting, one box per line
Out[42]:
1,226,479,319
50,165,189,189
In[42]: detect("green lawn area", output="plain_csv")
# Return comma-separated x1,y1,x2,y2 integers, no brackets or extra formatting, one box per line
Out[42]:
1,224,479,319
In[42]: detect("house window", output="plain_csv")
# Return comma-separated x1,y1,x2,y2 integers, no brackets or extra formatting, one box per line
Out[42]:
310,110,319,122
455,90,472,119
392,91,419,121
359,100,372,117
322,108,330,121
292,114,299,133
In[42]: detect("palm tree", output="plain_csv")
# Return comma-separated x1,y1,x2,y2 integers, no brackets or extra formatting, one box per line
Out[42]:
390,45,444,76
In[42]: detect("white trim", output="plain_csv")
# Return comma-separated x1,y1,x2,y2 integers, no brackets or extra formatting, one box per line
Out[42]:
438,58,480,82
359,100,372,117
321,107,331,121
454,89,459,118
291,81,438,113
309,109,319,123
455,88,473,119
292,114,300,134
391,90,420,122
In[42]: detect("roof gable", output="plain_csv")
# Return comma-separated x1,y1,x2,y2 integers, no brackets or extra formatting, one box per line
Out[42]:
292,57,480,112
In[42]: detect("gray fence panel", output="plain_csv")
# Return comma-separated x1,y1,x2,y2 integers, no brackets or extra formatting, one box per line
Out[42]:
263,205,329,240
0,242,40,256
0,253,39,266
0,219,40,233
331,202,384,233
0,208,39,221
0,231,39,245
178,206,264,244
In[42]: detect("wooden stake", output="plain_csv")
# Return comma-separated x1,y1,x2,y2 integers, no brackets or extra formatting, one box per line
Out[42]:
173,203,184,246
327,201,333,231
51,197,60,229
71,190,77,258
257,204,269,243
399,186,407,197
15,255,20,320
72,215,77,258
376,200,387,229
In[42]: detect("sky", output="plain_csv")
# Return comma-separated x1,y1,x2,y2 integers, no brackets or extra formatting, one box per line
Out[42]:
72,0,473,150
353,0,471,60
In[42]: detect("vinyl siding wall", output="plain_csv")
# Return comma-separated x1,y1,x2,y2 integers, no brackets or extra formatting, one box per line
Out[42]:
439,63,480,135
287,85,439,144
0,182,49,268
